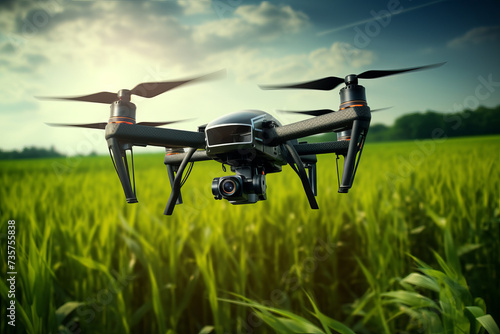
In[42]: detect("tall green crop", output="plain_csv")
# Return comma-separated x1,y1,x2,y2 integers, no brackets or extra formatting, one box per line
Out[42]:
1,136,499,333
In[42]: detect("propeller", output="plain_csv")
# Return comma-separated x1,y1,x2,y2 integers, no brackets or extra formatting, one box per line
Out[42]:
278,107,392,117
36,69,226,104
279,109,335,117
46,120,185,130
46,122,108,129
260,63,445,91
37,92,118,104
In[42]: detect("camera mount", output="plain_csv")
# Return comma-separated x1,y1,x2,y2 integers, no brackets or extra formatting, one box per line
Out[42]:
212,166,267,204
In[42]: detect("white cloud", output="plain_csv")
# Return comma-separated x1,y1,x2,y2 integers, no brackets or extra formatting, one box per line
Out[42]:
0,3,190,110
178,0,213,15
447,25,500,48
202,42,375,84
308,42,375,72
235,1,307,31
1,1,196,73
193,1,309,45
0,1,309,81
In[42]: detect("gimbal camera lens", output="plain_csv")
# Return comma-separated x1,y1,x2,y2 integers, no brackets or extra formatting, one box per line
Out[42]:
221,179,237,196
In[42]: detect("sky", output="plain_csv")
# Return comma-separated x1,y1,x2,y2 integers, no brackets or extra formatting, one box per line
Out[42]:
0,0,499,155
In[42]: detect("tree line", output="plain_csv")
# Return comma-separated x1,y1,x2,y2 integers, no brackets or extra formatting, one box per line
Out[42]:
368,105,500,141
0,146,65,160
0,146,99,160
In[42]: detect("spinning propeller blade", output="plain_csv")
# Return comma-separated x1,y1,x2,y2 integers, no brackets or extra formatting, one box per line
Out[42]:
36,92,118,104
370,107,393,113
47,120,187,130
46,122,107,129
260,62,445,91
278,109,336,117
37,69,226,103
260,77,344,91
131,69,226,98
278,107,392,117
136,121,183,127
357,63,445,79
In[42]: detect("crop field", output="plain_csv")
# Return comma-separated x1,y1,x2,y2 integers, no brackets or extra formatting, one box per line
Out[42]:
1,135,499,333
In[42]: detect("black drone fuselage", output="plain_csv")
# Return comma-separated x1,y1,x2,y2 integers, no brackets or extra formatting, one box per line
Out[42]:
205,110,286,171
205,110,286,205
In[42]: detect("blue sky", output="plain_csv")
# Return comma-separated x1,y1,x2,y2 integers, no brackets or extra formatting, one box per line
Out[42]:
0,0,499,155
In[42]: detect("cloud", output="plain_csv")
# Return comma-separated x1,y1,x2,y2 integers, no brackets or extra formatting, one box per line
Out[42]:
447,25,500,48
0,0,15,10
0,53,49,73
9,0,185,38
0,42,16,54
26,53,49,66
235,1,307,32
178,0,213,15
0,36,49,73
194,1,309,45
0,1,309,77
203,42,376,83
1,1,197,71
308,42,375,71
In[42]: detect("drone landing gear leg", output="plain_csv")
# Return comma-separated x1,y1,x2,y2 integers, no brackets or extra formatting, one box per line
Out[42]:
164,147,197,216
284,143,319,209
301,154,318,197
166,164,183,205
108,138,138,203
338,120,368,193
306,163,318,196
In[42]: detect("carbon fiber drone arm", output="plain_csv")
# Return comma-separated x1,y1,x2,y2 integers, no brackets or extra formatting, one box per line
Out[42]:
264,106,371,145
105,123,206,148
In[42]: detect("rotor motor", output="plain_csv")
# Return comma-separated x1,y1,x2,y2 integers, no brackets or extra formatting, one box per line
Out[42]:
109,98,137,125
337,77,367,141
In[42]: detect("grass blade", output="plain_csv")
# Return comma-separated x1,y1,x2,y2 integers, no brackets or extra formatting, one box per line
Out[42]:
476,315,500,334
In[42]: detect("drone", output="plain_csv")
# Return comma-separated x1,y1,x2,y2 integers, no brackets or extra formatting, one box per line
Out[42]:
39,63,444,215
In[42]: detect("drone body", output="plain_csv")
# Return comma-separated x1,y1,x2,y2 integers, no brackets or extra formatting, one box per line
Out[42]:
205,109,284,169
205,110,285,205
105,104,371,214
40,63,444,215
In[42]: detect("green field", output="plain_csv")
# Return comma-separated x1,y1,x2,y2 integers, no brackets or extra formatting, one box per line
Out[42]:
1,136,499,333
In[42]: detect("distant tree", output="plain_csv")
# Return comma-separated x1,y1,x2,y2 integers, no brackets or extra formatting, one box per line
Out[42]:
367,124,391,141
367,105,500,142
390,112,421,140
0,146,66,160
